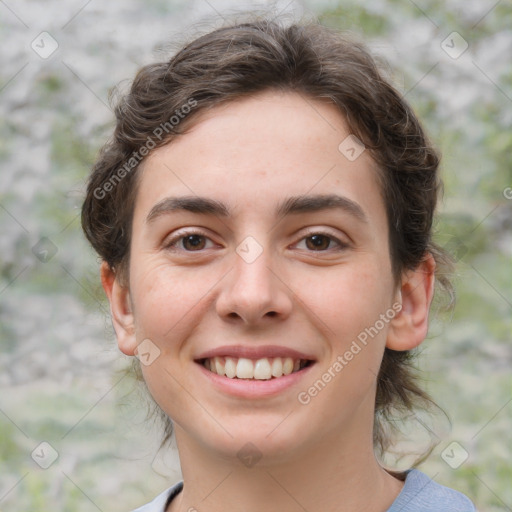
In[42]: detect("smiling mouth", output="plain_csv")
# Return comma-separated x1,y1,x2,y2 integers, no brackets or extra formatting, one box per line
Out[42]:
199,356,313,380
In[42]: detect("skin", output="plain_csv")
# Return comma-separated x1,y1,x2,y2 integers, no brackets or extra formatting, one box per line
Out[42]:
101,90,435,512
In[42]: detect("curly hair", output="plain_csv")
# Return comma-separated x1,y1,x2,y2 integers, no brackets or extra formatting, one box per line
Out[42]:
81,16,454,460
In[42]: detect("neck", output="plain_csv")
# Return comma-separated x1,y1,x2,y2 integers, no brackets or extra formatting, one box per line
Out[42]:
168,409,404,512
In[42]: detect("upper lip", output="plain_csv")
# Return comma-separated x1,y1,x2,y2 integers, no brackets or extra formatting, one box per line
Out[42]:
195,345,316,361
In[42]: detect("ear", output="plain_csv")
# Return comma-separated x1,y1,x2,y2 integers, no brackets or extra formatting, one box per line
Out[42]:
100,261,137,356
386,253,436,351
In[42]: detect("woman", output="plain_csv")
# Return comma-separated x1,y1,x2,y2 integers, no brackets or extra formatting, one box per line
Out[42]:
81,16,476,512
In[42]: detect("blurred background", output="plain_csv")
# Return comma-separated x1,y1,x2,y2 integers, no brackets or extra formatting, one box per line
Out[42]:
0,0,510,510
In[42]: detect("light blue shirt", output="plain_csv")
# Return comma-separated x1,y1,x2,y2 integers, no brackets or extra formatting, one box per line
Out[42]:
132,469,476,511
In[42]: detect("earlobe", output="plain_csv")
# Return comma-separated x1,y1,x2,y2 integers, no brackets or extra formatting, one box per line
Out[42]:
386,254,436,351
100,261,137,356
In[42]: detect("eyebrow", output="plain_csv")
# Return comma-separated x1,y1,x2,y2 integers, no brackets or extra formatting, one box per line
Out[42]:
145,193,368,224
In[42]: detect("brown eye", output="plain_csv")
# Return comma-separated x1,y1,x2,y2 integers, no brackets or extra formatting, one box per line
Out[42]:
295,231,348,253
165,231,215,252
305,234,332,251
181,234,207,251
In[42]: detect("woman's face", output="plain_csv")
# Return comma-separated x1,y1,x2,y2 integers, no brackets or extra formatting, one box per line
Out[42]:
117,90,401,461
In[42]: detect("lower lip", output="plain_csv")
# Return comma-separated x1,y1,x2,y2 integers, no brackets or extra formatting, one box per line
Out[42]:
196,362,315,399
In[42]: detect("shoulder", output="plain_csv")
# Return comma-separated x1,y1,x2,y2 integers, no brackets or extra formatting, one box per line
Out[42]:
130,481,183,512
388,469,476,512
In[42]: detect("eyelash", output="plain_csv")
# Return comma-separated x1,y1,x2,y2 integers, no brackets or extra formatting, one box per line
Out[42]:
164,229,349,253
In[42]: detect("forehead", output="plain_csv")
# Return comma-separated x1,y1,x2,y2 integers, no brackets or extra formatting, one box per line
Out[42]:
134,90,387,231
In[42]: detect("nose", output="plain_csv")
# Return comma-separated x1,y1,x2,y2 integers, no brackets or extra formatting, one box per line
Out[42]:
215,242,293,326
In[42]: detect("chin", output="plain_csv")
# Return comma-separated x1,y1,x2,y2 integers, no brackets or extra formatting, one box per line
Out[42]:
189,412,318,465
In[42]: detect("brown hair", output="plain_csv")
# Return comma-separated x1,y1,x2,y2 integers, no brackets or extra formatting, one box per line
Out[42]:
81,15,453,460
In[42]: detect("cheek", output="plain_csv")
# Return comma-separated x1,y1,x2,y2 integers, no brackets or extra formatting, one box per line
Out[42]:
303,261,394,344
130,264,215,344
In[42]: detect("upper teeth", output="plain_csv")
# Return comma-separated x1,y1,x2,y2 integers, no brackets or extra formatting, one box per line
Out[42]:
203,356,305,380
